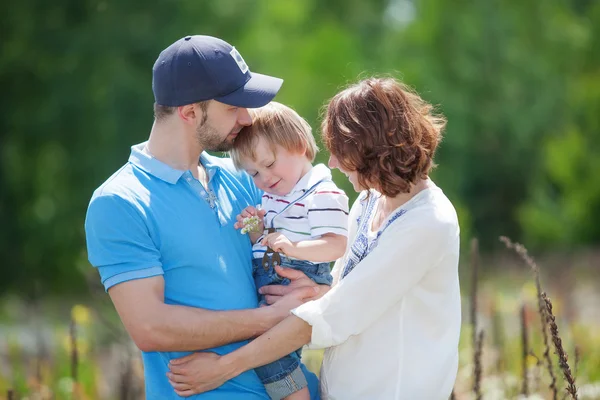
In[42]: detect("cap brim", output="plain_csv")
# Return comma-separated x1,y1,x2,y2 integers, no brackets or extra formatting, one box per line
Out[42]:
215,72,283,108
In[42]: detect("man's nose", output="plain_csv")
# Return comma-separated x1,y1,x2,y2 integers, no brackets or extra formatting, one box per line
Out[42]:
237,108,252,126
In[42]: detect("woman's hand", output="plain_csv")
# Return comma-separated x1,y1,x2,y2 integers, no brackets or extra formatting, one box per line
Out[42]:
167,352,237,397
261,266,330,306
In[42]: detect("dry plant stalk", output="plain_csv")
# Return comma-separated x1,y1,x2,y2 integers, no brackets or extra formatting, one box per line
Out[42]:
70,318,79,383
470,238,479,351
500,236,558,399
543,293,578,400
574,345,580,377
521,304,529,396
470,238,483,399
474,330,484,400
490,298,504,372
7,389,14,400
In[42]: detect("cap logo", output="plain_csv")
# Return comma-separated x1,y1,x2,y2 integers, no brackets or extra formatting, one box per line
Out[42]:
230,47,249,74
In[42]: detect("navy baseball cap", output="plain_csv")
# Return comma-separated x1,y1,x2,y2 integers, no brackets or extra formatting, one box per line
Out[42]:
152,35,283,108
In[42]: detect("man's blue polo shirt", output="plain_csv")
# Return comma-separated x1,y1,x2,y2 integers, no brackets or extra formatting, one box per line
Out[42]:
85,142,319,399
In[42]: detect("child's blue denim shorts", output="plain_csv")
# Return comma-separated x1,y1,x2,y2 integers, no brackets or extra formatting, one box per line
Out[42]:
252,256,332,399
253,256,333,306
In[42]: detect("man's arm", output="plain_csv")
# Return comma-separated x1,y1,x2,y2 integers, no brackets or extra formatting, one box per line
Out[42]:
166,315,312,397
87,192,310,353
108,275,284,352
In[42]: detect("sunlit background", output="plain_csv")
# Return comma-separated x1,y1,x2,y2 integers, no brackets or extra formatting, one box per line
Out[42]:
1,1,599,398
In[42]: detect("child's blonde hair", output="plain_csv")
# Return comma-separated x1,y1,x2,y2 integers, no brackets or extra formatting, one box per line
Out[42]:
230,102,318,169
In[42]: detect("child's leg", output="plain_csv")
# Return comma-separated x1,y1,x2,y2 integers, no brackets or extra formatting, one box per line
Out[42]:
283,387,310,400
253,258,273,307
255,356,307,400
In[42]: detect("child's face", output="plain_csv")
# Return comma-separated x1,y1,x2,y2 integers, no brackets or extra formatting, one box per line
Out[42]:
241,136,311,196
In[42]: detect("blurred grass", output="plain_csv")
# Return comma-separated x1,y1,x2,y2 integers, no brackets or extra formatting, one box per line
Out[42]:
1,259,600,399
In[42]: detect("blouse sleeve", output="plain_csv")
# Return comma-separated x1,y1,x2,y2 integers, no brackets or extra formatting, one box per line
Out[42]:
292,208,457,348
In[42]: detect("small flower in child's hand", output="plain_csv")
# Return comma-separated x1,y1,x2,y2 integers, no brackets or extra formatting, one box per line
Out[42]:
241,215,262,234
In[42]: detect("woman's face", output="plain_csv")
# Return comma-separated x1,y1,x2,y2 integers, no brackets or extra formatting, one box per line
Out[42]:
328,154,362,192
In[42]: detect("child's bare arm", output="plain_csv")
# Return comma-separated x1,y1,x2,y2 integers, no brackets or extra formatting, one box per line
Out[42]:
261,232,347,262
247,230,263,244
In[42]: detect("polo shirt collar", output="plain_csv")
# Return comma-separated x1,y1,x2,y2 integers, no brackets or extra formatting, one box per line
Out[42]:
199,153,222,181
289,163,331,195
129,142,223,185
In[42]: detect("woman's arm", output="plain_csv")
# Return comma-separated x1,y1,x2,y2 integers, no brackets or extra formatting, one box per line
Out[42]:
109,277,281,352
227,315,312,375
167,305,313,397
292,209,458,348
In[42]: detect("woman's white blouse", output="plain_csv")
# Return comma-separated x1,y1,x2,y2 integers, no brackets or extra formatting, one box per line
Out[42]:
292,183,461,400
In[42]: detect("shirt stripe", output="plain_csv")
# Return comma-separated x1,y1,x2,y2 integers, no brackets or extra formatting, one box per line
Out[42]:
314,191,346,195
277,227,312,236
276,199,305,207
311,225,348,231
308,207,349,215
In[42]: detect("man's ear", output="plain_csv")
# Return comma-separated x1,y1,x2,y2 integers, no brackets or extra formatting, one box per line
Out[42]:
177,104,198,125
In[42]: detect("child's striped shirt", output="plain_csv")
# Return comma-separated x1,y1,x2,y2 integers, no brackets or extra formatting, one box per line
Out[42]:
252,164,349,260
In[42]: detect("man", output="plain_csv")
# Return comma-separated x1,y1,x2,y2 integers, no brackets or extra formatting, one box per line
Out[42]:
85,35,321,399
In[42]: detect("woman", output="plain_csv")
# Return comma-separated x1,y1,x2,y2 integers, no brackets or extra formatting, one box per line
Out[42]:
167,77,461,399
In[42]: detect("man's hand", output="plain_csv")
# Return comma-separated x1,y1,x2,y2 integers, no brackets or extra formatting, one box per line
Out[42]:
261,265,330,306
167,352,237,397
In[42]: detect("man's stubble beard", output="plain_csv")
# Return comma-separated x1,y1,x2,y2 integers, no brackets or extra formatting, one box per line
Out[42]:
195,121,234,152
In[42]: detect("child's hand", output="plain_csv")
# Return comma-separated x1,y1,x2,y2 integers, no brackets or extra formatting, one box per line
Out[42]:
261,232,295,256
234,205,265,233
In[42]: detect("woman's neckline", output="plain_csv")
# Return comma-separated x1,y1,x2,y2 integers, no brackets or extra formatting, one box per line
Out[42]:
368,180,436,234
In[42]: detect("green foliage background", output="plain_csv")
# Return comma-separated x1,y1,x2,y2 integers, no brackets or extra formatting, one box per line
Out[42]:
1,0,599,295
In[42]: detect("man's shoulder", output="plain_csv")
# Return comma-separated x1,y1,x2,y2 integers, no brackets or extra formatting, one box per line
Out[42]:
90,163,147,207
92,163,142,199
85,164,152,236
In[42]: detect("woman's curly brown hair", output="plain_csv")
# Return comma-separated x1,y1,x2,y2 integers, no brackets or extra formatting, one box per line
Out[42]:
321,77,446,197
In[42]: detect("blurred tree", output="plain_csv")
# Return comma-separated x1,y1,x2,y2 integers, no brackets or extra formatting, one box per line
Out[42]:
381,0,583,249
0,0,259,294
0,0,598,294
519,0,600,248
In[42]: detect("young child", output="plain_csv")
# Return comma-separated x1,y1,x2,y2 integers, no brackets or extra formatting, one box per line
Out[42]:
230,102,349,400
